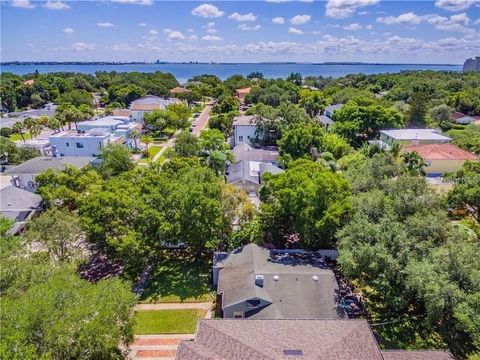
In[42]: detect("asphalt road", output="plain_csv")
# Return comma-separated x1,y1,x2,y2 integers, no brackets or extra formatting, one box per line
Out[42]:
191,105,212,137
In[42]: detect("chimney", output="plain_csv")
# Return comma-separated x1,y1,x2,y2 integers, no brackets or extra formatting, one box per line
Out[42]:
255,275,264,287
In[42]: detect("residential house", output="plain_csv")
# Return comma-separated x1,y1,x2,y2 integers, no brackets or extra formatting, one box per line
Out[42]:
232,115,259,146
0,177,43,235
379,129,451,148
324,103,343,118
4,103,57,127
170,86,191,96
213,244,339,319
235,87,251,103
403,143,477,175
454,112,477,125
226,160,283,194
111,109,132,117
15,138,52,156
129,95,177,124
49,129,117,157
3,156,96,192
232,143,279,163
176,319,453,360
50,116,140,157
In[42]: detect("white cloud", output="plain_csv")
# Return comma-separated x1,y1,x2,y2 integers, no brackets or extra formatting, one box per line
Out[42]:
149,30,158,35
187,28,194,33
326,0,380,19
343,23,363,30
112,43,133,51
366,24,373,29
97,22,114,27
377,12,422,25
10,0,35,8
266,0,314,2
167,30,186,41
290,15,311,25
201,35,223,41
138,22,147,27
228,12,257,22
272,17,285,24
358,10,370,15
288,27,304,35
72,42,95,51
43,1,69,10
435,0,479,11
63,27,74,35
192,4,224,18
238,24,261,31
475,18,480,24
189,34,199,41
378,12,476,34
203,22,215,28
111,0,153,5
206,28,217,33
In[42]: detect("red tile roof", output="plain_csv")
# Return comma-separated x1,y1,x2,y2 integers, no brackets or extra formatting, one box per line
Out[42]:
404,143,477,161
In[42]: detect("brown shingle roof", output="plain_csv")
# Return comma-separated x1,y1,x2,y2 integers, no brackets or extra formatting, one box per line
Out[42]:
177,319,384,360
130,103,161,111
176,319,455,360
170,86,191,94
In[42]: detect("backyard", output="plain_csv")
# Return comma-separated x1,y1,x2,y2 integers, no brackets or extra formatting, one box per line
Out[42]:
134,309,206,334
139,251,211,303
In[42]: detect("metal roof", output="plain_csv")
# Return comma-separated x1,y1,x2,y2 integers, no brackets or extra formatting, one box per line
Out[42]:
380,129,451,141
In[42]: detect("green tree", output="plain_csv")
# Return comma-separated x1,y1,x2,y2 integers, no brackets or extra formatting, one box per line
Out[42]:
446,161,480,221
260,159,351,249
141,135,153,162
174,132,199,157
406,85,431,125
298,88,328,117
100,144,134,177
12,121,26,142
24,208,85,263
0,269,136,360
402,151,428,176
429,104,454,126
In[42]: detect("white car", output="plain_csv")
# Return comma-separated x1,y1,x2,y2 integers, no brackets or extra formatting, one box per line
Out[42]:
192,121,197,127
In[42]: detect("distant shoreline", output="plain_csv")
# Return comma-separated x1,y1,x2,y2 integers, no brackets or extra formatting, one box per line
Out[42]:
1,61,460,67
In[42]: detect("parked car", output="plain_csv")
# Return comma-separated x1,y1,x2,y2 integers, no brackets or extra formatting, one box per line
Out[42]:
192,121,197,127
189,127,194,132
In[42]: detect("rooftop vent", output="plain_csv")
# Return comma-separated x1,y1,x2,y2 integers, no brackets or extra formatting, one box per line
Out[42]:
312,275,319,282
273,275,279,281
255,275,264,287
283,349,303,356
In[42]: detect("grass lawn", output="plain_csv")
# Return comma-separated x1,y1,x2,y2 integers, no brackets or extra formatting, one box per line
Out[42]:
134,309,206,334
148,145,162,159
9,133,32,141
140,251,211,303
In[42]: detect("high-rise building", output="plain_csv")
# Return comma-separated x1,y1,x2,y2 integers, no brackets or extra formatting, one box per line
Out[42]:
463,57,480,72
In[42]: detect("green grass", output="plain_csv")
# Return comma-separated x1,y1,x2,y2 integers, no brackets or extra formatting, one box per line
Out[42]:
9,133,32,141
148,145,162,159
140,251,211,303
134,309,206,334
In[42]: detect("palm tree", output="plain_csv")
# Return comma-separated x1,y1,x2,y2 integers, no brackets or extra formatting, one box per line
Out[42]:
402,151,427,176
391,142,402,160
141,135,153,163
130,129,141,149
12,121,26,142
24,117,40,139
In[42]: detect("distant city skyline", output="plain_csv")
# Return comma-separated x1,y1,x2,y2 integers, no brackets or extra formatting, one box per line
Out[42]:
1,0,479,64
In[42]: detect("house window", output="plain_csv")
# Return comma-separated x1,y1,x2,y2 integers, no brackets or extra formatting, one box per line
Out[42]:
76,142,84,148
233,311,243,319
66,142,70,147
239,136,244,142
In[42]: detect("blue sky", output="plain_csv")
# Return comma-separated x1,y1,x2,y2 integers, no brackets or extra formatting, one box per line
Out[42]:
1,0,479,63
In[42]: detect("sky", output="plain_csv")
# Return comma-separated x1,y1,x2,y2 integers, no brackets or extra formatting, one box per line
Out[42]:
1,0,479,64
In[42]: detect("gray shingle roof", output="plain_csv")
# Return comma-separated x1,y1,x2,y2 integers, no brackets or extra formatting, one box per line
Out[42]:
325,104,343,113
176,319,385,360
233,115,258,126
232,144,279,163
0,186,42,221
217,244,339,319
318,114,334,125
3,157,96,175
176,319,454,360
226,160,260,185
